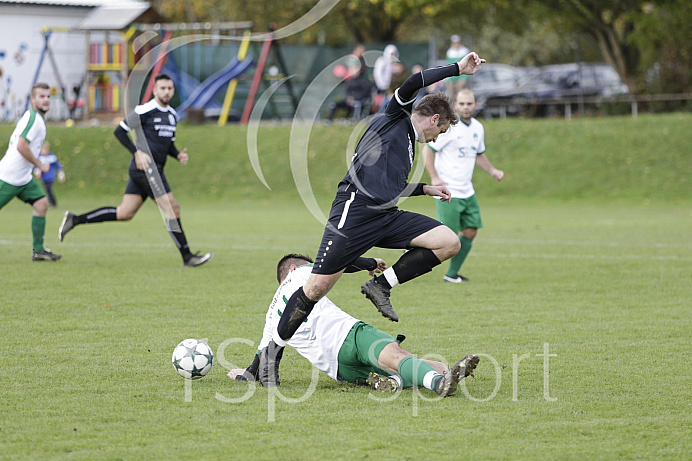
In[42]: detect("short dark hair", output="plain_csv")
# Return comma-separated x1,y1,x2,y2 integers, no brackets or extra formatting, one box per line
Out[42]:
31,83,50,97
413,91,459,126
154,73,173,83
455,88,477,103
276,253,314,283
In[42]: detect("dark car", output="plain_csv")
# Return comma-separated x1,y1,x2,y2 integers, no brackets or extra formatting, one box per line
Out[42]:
483,63,629,117
467,63,529,116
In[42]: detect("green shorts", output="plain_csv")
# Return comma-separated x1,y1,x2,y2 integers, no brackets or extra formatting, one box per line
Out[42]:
435,195,483,233
0,178,45,210
337,322,396,384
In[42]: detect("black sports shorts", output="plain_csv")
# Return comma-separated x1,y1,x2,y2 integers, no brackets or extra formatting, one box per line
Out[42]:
124,166,171,200
312,190,442,275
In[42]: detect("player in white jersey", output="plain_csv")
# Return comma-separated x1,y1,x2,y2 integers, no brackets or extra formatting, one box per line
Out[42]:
423,89,504,283
0,83,61,261
228,254,479,397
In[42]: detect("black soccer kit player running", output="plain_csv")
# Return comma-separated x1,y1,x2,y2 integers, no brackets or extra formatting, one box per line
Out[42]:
59,99,211,266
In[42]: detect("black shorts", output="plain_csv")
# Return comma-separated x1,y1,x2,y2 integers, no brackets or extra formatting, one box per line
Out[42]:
124,167,171,200
312,191,442,275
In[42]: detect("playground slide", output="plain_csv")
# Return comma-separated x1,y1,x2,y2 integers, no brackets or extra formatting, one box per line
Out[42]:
176,57,253,119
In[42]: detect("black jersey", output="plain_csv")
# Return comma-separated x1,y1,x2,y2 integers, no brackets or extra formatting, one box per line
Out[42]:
120,99,180,170
341,64,460,207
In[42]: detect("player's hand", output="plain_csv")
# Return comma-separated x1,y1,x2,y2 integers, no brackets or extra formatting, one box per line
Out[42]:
424,184,451,202
57,171,66,183
38,162,50,174
457,52,486,76
134,150,152,171
492,169,504,181
177,148,189,165
368,258,387,276
228,368,255,381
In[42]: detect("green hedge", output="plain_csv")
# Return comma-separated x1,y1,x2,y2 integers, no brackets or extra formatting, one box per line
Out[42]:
1,112,689,205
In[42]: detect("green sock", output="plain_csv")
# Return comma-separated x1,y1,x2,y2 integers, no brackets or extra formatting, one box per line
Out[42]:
398,356,440,390
446,235,473,277
32,216,46,252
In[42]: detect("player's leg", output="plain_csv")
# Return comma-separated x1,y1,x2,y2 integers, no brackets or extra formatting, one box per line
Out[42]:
58,171,147,241
380,344,478,397
260,191,383,386
29,195,48,250
342,323,478,396
15,178,60,261
364,211,459,315
279,190,383,340
44,181,57,207
259,271,344,387
435,197,464,280
445,195,483,282
154,191,213,267
0,179,19,211
59,193,141,241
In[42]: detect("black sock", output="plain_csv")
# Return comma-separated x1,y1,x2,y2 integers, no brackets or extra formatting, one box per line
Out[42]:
387,247,441,285
75,207,117,224
166,218,192,260
277,286,317,342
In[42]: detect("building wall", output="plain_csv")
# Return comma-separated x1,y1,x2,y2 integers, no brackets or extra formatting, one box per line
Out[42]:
0,4,92,121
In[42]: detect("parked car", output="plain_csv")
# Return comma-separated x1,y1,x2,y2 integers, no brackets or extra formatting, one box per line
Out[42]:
483,63,629,117
432,61,530,117
466,63,530,117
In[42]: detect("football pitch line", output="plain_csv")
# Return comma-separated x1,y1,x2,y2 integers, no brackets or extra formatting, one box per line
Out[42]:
485,238,692,249
1,238,688,262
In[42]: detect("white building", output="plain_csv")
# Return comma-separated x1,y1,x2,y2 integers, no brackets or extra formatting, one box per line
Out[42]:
0,0,157,121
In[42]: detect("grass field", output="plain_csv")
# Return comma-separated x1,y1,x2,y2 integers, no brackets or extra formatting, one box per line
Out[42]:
0,115,690,459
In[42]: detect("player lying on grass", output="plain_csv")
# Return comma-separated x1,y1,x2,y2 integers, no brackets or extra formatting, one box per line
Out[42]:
227,253,479,397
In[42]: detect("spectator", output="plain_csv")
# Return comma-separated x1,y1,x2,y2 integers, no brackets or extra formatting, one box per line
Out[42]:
34,141,65,207
446,35,471,95
373,44,400,109
325,44,373,124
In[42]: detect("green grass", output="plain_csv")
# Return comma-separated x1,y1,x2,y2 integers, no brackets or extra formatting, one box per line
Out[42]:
1,198,689,459
0,115,691,459
0,112,689,205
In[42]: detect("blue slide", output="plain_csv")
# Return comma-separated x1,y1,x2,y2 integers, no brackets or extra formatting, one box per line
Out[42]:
176,57,254,119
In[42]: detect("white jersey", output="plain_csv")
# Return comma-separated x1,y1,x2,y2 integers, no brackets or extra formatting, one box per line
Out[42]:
258,265,359,381
427,118,485,199
0,109,47,186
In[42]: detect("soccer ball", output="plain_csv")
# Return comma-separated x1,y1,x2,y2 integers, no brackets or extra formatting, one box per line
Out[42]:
172,339,213,379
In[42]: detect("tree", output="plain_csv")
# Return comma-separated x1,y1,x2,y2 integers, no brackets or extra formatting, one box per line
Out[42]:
520,0,692,93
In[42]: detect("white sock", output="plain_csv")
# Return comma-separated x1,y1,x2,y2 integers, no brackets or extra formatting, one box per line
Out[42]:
422,371,439,390
383,267,399,288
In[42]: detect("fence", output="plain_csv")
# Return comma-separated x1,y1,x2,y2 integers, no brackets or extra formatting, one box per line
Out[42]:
483,93,692,119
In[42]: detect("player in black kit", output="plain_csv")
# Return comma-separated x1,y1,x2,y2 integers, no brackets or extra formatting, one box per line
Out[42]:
257,52,486,387
58,74,212,267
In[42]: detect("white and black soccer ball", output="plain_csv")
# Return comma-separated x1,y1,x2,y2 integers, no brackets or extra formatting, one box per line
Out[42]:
172,339,214,379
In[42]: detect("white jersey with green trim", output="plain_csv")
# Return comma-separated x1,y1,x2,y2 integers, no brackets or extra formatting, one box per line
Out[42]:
427,117,485,199
0,109,47,186
258,265,359,381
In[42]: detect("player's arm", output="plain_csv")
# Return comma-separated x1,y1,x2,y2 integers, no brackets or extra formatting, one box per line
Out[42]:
172,146,188,165
56,159,65,182
475,153,504,181
17,137,48,173
114,123,137,155
422,145,444,186
115,113,152,171
397,52,485,102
